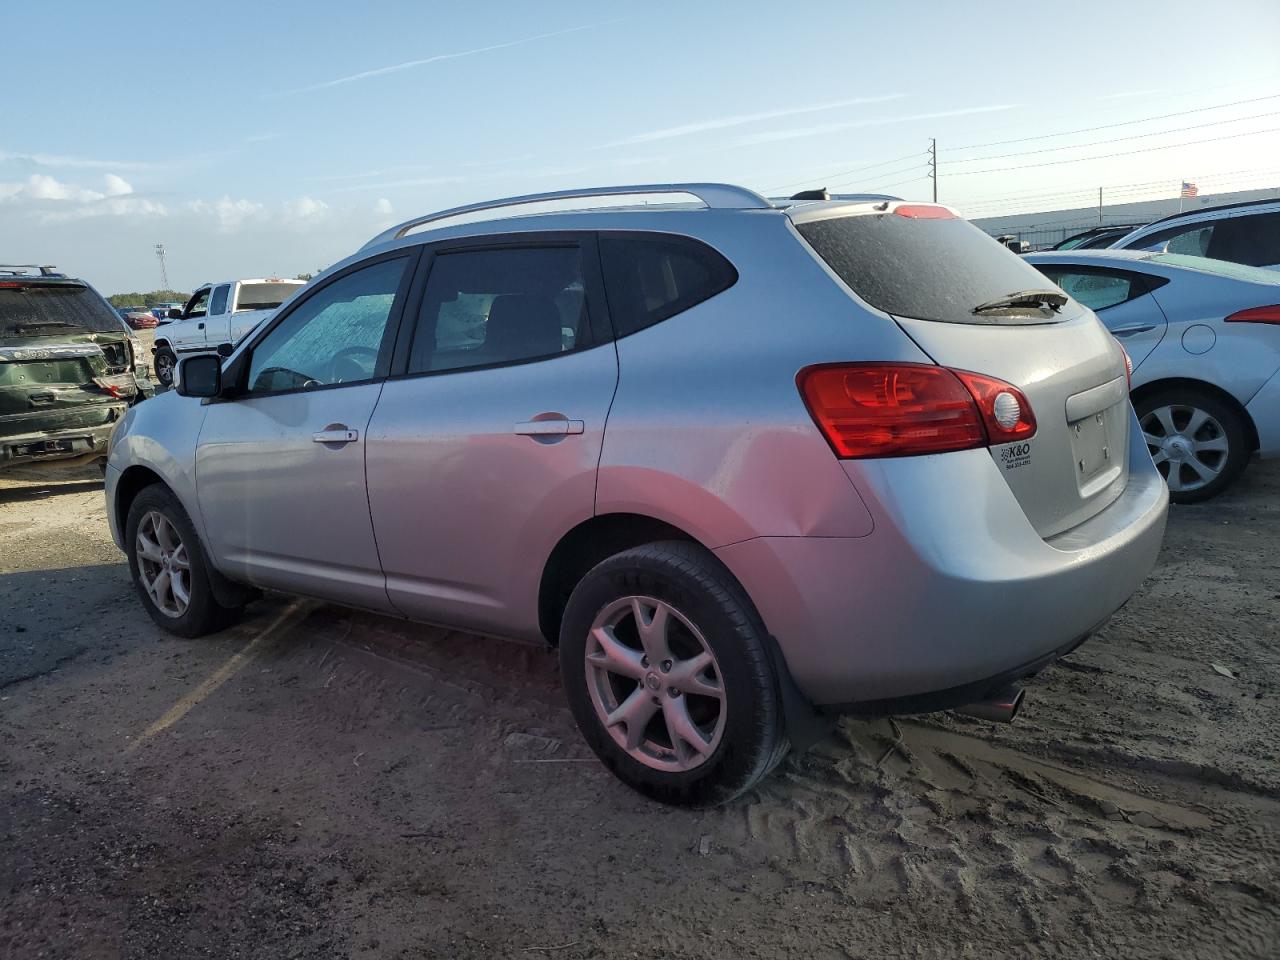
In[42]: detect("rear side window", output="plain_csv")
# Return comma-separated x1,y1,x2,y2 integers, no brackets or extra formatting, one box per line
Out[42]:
1206,212,1280,267
796,212,1067,324
408,246,588,374
237,282,299,312
598,234,737,337
1033,267,1156,311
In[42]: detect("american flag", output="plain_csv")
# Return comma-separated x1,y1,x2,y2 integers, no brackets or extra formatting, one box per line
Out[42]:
1180,181,1199,198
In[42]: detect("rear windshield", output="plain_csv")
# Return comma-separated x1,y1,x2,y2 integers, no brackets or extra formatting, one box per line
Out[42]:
236,282,299,312
1150,253,1280,284
796,212,1074,324
0,281,124,337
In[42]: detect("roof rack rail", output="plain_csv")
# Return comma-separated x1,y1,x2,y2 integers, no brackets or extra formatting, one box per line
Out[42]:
0,264,61,277
362,182,772,250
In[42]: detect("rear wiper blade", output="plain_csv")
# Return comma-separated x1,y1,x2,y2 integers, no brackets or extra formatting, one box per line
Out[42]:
972,290,1067,314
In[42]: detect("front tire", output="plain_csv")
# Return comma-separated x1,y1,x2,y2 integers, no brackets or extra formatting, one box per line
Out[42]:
125,484,241,637
559,541,789,806
1135,387,1249,503
153,345,176,386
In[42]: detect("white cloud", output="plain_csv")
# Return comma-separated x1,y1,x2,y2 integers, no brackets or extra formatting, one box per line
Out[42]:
373,197,393,215
185,195,265,231
282,195,330,223
601,94,907,148
0,173,105,203
41,196,168,223
104,174,133,197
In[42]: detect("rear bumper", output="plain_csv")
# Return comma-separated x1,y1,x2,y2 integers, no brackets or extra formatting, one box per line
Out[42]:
0,412,124,470
1247,366,1280,458
716,410,1168,706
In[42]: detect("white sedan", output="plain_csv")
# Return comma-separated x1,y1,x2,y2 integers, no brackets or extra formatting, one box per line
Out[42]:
1027,250,1280,501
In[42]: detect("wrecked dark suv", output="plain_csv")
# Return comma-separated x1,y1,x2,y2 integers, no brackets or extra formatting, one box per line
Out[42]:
1,265,155,471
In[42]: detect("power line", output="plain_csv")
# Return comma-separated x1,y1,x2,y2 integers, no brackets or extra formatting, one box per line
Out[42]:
951,91,1280,150
767,150,926,193
960,177,1280,215
952,166,1280,210
959,175,1280,220
871,173,930,192
943,125,1280,177
827,161,929,189
949,110,1280,164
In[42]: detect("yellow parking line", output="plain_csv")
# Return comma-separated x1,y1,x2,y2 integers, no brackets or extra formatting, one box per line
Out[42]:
126,600,305,753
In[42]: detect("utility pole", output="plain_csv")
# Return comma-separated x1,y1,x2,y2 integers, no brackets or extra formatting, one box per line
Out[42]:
154,243,169,290
928,138,937,202
1098,187,1103,225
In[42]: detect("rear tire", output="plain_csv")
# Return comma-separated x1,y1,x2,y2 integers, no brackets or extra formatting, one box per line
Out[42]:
154,345,176,386
125,484,241,637
1135,387,1249,503
559,541,789,806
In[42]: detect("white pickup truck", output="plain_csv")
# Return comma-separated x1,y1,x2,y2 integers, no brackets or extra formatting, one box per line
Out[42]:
153,278,305,385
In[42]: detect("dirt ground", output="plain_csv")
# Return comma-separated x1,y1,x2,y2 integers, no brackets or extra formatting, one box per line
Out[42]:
1,458,1277,959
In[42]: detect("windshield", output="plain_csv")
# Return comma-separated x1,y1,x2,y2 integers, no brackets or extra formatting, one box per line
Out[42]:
0,281,125,337
1150,253,1280,284
795,210,1075,324
236,282,300,312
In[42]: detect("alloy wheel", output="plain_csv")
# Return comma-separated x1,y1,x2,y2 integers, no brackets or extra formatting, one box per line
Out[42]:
584,596,727,773
1141,404,1229,494
135,510,191,618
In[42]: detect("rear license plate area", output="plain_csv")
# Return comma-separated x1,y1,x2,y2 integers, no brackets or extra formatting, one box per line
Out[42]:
1069,409,1119,494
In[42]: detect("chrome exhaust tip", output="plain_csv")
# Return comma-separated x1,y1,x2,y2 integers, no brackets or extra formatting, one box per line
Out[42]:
954,685,1025,723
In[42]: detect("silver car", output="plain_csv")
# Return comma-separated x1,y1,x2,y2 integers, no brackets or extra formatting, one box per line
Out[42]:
1027,250,1280,501
105,184,1168,805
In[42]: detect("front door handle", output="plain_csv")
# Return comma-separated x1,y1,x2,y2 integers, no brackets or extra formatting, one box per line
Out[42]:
1110,323,1156,337
515,418,584,437
312,427,359,444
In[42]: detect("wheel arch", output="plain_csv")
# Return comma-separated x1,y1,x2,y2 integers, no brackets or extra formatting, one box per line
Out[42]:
114,464,167,531
537,512,704,646
1131,377,1259,452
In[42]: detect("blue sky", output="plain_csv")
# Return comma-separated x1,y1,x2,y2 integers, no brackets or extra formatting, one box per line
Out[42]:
3,0,1279,293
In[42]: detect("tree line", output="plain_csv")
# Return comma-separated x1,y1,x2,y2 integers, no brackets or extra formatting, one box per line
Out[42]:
107,290,189,308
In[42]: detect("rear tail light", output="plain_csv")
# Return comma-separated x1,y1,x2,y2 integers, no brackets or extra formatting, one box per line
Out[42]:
1116,340,1133,389
797,363,1035,459
1225,304,1280,325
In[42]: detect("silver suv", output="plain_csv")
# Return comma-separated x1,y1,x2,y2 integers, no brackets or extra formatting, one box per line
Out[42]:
105,184,1168,805
1109,198,1280,270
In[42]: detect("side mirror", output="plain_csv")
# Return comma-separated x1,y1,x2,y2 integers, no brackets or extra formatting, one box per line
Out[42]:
175,354,222,398
216,342,234,358
167,308,183,320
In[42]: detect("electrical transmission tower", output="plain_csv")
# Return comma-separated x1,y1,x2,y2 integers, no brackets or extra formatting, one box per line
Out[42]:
155,243,169,289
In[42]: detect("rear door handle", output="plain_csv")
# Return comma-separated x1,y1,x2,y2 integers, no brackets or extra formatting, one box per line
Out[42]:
515,419,584,437
1110,323,1156,337
312,427,359,444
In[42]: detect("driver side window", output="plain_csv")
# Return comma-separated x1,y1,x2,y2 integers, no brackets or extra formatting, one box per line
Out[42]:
247,256,408,394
